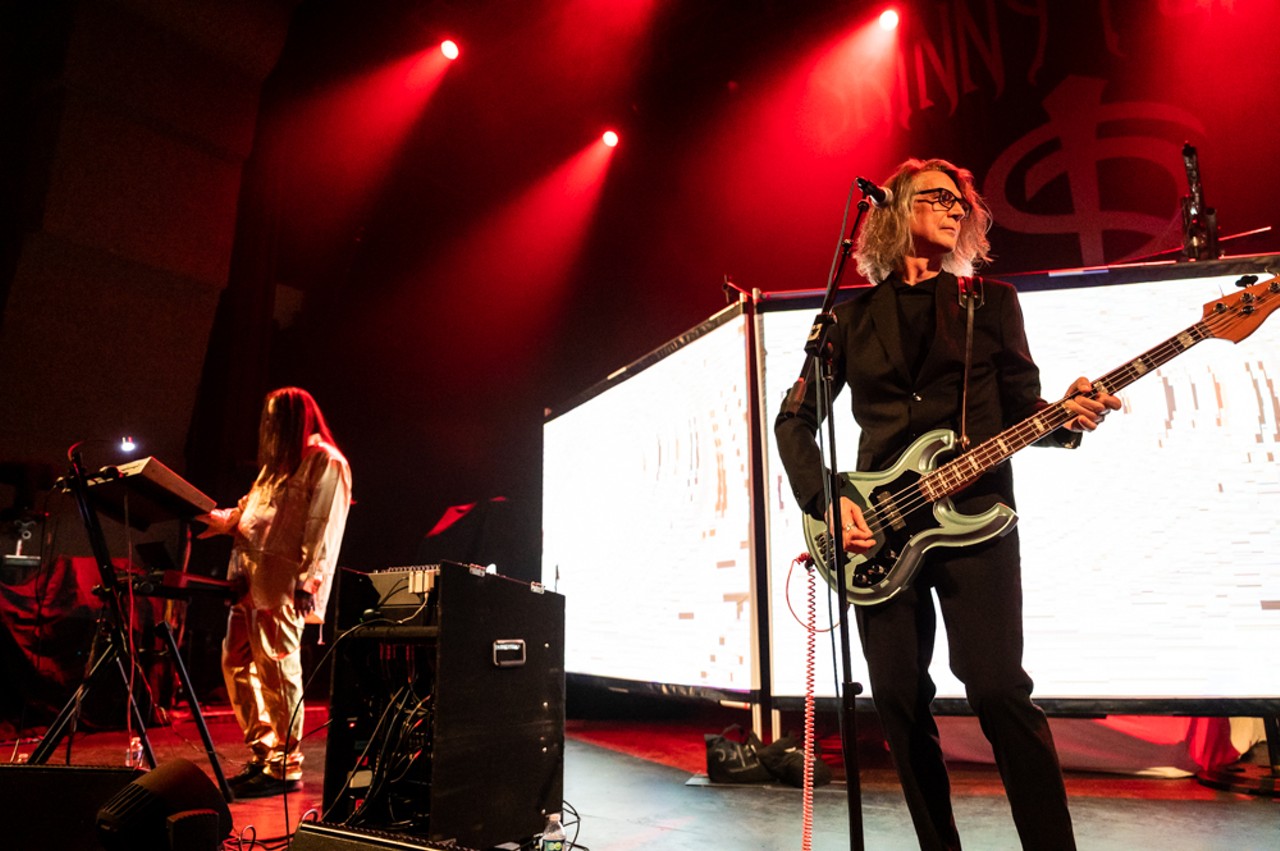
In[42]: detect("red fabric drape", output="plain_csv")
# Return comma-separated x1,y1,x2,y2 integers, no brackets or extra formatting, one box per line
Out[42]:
0,556,157,733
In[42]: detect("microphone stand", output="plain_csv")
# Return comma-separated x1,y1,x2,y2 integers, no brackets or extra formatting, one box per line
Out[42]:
783,187,872,851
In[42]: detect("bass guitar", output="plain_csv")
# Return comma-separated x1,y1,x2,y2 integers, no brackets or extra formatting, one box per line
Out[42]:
803,273,1280,606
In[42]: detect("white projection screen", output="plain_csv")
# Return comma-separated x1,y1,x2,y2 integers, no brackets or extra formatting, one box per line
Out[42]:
542,305,759,697
544,259,1280,712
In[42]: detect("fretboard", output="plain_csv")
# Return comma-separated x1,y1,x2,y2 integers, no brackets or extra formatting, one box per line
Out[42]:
920,318,1212,501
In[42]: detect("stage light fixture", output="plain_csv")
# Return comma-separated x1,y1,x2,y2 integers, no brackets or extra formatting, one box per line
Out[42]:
879,9,899,30
602,130,619,148
120,436,136,452
441,39,460,60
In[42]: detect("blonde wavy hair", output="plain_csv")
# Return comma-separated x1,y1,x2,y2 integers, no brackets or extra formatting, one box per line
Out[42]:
854,158,992,283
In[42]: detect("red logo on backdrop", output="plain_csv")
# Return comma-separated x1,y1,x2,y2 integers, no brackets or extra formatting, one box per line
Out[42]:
983,76,1205,268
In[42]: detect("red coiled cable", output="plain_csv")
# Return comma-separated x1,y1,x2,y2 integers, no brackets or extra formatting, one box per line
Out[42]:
800,554,817,851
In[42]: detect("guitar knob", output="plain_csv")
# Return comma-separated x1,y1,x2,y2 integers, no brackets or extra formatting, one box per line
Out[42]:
1235,275,1258,288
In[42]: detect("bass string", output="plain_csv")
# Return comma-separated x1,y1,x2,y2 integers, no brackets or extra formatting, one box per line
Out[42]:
844,296,1262,541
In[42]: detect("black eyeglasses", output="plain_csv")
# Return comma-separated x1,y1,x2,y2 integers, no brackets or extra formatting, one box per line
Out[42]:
913,188,972,216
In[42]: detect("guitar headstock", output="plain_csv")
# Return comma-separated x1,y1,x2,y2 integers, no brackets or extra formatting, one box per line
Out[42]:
1201,274,1280,343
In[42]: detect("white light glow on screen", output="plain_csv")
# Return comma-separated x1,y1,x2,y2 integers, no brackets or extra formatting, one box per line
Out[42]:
543,312,757,692
763,273,1280,700
542,272,1280,704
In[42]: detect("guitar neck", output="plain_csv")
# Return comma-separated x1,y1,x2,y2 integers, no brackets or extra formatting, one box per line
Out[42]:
922,317,1213,501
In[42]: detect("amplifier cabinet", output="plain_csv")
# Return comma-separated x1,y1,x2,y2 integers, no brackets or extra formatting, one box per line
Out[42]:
324,563,564,850
0,764,141,850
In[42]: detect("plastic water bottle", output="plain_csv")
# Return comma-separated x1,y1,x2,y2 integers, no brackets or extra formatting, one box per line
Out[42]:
539,812,565,851
124,736,143,768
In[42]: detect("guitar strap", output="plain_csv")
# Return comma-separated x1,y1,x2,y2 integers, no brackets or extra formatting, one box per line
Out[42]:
957,275,984,450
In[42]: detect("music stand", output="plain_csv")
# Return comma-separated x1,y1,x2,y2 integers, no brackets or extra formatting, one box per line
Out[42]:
27,451,232,802
28,448,158,768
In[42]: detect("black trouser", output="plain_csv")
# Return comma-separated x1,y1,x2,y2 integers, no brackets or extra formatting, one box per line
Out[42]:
855,528,1076,851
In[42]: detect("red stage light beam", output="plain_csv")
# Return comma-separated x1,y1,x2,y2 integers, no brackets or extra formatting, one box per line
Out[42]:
424,139,618,356
274,47,456,245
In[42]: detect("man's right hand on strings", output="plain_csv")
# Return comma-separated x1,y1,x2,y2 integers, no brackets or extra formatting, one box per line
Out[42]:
827,495,875,553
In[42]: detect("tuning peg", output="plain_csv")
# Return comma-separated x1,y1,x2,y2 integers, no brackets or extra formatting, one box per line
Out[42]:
1235,275,1258,287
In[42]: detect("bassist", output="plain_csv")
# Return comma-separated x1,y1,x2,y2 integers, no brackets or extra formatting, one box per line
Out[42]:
775,158,1119,851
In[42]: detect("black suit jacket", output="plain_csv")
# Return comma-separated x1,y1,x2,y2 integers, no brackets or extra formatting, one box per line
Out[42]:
775,272,1077,519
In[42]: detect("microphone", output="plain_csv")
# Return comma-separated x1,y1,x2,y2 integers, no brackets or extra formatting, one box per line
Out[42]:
856,176,893,208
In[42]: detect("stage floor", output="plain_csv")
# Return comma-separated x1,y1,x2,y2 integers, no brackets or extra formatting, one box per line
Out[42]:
6,704,1277,850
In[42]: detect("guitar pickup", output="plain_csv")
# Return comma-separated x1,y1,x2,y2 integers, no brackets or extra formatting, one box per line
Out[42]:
872,490,906,531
